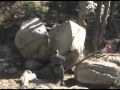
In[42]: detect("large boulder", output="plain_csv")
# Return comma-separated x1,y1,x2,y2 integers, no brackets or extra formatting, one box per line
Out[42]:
74,60,120,86
15,18,86,68
49,20,86,68
15,18,50,62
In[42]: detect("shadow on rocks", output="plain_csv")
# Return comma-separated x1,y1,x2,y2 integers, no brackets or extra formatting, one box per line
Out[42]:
65,77,113,89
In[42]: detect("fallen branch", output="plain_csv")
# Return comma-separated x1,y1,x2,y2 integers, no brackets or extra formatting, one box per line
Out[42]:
65,50,101,72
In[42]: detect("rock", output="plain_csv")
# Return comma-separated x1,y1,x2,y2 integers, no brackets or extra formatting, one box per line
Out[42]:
15,19,86,69
75,60,120,86
7,67,17,74
109,86,118,89
0,61,10,72
0,63,7,72
114,75,120,87
105,55,120,66
15,18,50,62
20,86,28,89
49,20,86,68
20,70,37,86
2,62,9,67
69,85,88,89
25,60,43,70
35,85,50,89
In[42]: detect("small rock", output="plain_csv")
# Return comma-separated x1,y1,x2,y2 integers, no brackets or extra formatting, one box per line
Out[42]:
0,63,6,71
2,62,9,67
20,86,28,89
7,67,17,74
69,85,88,89
20,70,37,87
109,86,118,89
114,75,120,87
105,56,120,66
35,85,50,89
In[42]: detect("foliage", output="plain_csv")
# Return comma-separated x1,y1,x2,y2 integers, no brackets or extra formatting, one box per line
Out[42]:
0,1,49,44
12,1,49,19
20,1,49,14
86,1,97,15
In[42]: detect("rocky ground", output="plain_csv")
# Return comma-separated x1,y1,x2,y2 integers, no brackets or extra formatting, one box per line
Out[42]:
0,72,88,89
0,44,119,89
0,44,87,89
0,74,88,89
0,73,118,89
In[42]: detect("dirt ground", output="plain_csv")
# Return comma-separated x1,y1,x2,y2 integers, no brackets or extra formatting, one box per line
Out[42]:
0,73,87,89
0,44,87,89
0,70,117,89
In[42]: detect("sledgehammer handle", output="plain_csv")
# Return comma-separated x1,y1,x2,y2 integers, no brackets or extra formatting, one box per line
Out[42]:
65,51,100,72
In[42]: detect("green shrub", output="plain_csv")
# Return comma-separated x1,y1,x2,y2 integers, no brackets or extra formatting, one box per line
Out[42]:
20,1,49,18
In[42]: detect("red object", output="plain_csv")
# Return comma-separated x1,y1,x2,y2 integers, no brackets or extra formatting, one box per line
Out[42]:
106,43,111,53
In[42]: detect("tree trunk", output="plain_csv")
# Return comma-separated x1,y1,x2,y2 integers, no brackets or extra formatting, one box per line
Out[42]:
109,1,117,20
77,1,87,28
98,1,111,49
105,1,117,40
92,1,103,52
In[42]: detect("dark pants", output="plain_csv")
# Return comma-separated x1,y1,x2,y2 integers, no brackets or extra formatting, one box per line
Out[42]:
52,65,65,84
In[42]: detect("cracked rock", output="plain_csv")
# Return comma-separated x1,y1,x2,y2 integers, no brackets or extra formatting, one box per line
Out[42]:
75,60,120,86
20,70,37,86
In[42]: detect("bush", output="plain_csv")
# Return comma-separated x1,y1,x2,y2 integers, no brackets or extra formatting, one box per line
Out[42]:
20,1,49,18
0,1,49,44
